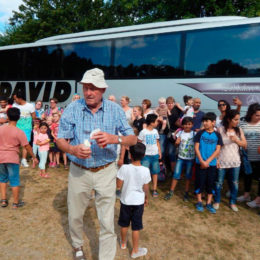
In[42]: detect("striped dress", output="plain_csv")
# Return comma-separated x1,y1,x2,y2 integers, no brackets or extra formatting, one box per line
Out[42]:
240,121,260,161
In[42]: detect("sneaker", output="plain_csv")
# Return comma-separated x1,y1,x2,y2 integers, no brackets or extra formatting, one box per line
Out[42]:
131,248,148,259
196,202,204,212
237,195,251,202
230,204,239,212
116,190,121,200
213,203,219,210
206,204,216,214
152,190,159,198
164,190,174,201
120,239,127,249
247,200,260,208
183,192,189,202
51,162,56,168
21,158,29,167
73,247,86,260
49,162,53,167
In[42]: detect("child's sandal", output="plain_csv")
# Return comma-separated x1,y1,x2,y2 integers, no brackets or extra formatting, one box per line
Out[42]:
1,199,8,207
12,201,24,209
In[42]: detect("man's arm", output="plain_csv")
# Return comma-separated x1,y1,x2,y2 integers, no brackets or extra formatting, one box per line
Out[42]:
91,133,137,148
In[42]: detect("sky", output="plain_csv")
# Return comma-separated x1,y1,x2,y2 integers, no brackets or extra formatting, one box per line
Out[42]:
0,0,23,34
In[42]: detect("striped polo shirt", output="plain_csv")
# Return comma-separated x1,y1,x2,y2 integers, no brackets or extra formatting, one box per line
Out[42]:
240,121,260,161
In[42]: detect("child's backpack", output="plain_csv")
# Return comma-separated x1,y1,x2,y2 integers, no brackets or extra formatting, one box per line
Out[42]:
158,163,166,182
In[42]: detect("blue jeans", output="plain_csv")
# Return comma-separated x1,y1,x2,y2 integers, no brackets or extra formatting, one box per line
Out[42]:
159,134,177,162
0,163,20,187
141,154,160,174
173,158,194,180
215,167,240,205
39,151,48,170
159,134,167,161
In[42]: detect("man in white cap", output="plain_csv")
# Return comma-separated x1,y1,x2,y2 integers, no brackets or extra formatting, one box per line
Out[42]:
57,68,136,260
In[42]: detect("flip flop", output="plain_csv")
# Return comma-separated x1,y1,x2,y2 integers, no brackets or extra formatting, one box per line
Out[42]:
1,199,8,207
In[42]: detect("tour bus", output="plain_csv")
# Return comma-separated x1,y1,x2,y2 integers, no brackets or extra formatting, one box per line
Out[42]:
0,16,260,112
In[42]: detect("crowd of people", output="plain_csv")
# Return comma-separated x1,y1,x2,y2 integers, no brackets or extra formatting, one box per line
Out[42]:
0,67,260,259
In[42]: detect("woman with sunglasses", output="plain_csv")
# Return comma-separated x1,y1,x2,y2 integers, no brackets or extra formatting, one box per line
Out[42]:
238,103,260,208
216,98,242,129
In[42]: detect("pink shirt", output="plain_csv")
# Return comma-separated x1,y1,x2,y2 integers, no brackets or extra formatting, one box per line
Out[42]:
0,125,28,164
36,133,50,151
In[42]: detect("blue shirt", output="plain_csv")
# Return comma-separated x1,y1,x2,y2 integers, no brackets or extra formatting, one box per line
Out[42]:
192,110,204,130
194,130,223,166
58,98,134,167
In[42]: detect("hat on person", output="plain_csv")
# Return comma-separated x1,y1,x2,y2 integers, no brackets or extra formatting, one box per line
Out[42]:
80,68,109,89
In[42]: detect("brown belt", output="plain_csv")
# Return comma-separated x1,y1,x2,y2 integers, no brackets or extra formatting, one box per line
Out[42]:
72,161,113,173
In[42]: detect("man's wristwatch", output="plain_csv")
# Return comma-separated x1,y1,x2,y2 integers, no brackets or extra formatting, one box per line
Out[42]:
118,136,122,144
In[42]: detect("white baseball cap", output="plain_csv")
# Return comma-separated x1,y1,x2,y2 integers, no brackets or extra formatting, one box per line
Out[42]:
80,68,109,89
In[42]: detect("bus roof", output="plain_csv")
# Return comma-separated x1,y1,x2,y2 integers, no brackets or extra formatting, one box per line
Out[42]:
2,16,259,51
36,16,246,43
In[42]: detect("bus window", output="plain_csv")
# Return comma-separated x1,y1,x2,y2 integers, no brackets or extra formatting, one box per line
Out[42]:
184,23,260,77
113,33,182,78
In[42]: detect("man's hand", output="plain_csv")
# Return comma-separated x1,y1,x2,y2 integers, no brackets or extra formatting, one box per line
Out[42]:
91,132,117,148
71,144,92,159
144,198,149,207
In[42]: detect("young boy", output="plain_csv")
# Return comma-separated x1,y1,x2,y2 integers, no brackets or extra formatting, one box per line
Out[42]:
117,142,151,259
194,112,223,213
0,108,38,208
138,114,161,197
164,117,195,201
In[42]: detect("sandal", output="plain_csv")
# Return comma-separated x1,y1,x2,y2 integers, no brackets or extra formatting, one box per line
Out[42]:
1,199,8,207
42,174,50,178
12,201,25,209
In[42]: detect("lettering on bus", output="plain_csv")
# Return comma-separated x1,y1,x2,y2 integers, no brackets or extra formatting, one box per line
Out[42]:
0,81,73,103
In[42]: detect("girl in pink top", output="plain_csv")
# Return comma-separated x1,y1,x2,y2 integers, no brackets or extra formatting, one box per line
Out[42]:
36,122,50,177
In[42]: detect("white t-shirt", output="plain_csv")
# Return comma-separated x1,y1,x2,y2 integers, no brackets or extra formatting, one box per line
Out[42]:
183,105,194,118
138,128,159,155
176,130,195,160
13,102,35,130
117,164,151,205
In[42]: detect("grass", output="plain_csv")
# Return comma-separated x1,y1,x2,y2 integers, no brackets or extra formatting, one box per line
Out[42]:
1,165,260,260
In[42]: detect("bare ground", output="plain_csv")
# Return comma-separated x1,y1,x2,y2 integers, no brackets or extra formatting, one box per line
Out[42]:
1,165,260,260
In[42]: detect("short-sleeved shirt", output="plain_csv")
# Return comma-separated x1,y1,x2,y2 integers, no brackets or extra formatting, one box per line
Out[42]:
58,99,134,168
192,110,205,130
13,102,35,130
218,126,241,168
0,125,28,164
138,128,159,156
133,118,146,133
117,164,151,205
51,123,59,140
176,130,195,160
35,133,50,152
194,129,223,166
167,106,182,132
240,121,260,161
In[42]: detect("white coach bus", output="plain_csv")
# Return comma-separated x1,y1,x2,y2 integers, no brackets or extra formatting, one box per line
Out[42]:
0,16,260,112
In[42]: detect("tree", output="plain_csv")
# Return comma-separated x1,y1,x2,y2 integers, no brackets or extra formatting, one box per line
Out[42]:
0,0,260,46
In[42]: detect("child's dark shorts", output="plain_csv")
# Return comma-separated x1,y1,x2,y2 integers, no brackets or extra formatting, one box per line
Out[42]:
118,202,144,231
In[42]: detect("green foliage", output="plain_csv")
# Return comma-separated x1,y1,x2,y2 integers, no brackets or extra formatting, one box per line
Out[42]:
0,0,259,46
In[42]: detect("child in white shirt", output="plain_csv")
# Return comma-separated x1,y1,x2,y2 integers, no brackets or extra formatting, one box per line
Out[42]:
117,142,151,259
138,114,161,197
165,117,195,201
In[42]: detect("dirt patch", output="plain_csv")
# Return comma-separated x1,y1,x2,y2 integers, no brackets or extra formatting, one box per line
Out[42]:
1,166,260,260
